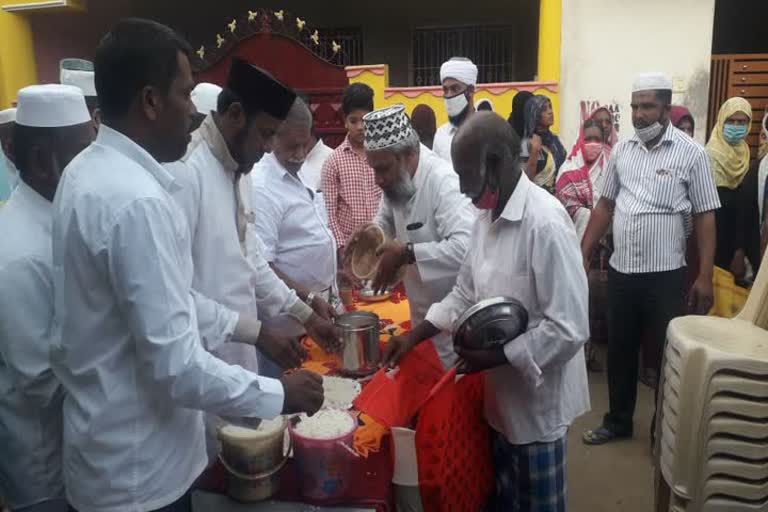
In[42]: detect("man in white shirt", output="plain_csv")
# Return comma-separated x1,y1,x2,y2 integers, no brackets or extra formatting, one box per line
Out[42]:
300,127,333,193
52,19,323,512
386,112,590,511
0,85,95,512
432,57,478,166
252,98,338,342
355,104,475,368
167,59,339,380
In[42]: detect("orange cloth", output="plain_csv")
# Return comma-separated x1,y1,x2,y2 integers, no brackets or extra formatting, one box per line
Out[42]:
353,413,389,457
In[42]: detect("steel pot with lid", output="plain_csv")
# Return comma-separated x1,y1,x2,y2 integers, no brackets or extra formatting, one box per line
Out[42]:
335,311,380,376
453,296,529,350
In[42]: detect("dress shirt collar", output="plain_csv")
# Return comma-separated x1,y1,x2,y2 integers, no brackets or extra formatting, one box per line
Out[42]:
197,114,239,174
97,124,179,192
499,171,533,222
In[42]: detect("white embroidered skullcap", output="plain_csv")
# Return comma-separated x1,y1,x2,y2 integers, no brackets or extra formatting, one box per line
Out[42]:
16,84,91,128
440,57,478,86
60,68,96,97
191,82,222,115
632,72,672,93
363,104,416,151
0,108,16,125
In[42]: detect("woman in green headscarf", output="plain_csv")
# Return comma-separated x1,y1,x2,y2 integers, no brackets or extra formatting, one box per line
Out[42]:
706,97,753,273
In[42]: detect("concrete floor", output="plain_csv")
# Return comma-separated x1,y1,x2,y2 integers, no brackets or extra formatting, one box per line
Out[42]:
567,351,657,512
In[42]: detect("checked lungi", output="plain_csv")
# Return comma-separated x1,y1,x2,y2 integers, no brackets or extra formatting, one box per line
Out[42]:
489,430,567,512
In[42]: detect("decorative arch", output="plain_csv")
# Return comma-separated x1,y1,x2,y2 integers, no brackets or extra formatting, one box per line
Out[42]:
192,9,349,147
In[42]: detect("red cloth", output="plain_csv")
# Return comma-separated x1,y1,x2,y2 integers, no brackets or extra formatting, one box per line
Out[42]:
353,341,445,427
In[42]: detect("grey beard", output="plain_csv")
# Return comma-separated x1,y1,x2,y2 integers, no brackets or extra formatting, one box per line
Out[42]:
384,169,416,206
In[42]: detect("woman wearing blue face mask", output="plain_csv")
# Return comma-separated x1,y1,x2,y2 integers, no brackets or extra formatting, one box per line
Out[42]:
706,97,753,277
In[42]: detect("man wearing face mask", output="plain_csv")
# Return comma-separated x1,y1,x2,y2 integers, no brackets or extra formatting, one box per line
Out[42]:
432,57,477,166
386,112,589,510
352,104,474,369
0,84,95,512
166,59,339,459
581,72,720,447
0,108,18,199
251,98,339,344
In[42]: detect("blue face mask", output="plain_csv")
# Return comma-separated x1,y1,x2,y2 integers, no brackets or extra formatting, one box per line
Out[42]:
723,123,749,144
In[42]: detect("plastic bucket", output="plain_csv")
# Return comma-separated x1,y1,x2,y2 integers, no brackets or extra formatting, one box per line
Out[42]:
289,412,359,501
218,418,289,502
391,427,423,512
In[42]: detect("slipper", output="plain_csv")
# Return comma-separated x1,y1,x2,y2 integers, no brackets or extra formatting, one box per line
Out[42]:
582,426,629,445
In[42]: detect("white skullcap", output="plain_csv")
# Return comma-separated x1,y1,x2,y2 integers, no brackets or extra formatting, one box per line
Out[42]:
61,68,96,97
191,82,222,115
440,58,478,86
363,104,416,151
632,72,673,93
16,84,91,128
0,108,16,125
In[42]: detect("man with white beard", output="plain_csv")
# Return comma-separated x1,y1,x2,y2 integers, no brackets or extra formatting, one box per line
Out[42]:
350,104,475,368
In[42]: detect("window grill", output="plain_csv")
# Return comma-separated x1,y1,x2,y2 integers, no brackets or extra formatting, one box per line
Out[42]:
316,27,364,66
411,25,517,86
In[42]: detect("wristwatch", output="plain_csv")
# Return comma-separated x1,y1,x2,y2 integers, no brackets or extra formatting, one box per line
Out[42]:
305,291,316,306
404,242,416,265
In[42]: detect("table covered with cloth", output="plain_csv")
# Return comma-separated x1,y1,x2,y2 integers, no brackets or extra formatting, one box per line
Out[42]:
195,295,412,511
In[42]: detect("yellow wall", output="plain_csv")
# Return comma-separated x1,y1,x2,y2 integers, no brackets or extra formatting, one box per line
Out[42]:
348,65,559,131
0,8,37,108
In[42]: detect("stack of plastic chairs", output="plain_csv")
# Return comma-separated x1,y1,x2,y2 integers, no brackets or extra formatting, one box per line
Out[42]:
658,252,768,511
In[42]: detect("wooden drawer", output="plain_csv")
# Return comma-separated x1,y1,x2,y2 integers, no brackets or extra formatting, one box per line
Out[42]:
731,73,768,85
729,85,768,97
733,60,768,73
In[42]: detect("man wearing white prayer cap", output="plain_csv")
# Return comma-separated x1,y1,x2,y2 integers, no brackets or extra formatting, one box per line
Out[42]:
432,56,478,165
581,72,720,447
0,107,18,198
346,103,475,369
190,82,222,131
0,84,95,512
60,58,100,128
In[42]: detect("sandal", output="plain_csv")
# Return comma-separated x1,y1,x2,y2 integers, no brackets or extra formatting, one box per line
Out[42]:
582,426,629,445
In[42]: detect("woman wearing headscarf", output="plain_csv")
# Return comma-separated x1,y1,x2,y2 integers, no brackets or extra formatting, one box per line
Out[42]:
706,97,753,274
507,90,532,138
670,105,695,138
521,94,566,193
555,118,611,372
588,105,619,149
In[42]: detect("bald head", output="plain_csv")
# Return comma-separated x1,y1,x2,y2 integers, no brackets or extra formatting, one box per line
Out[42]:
451,112,522,213
280,97,313,131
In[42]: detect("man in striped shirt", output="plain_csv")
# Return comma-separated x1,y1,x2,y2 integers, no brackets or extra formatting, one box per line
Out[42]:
581,72,720,445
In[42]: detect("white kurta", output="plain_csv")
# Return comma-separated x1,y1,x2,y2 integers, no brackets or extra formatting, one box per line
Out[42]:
51,125,284,512
0,182,66,511
432,122,458,166
426,173,590,444
300,138,334,193
166,115,313,373
374,146,475,367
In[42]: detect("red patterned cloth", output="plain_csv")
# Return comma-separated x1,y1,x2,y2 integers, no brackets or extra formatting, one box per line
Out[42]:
321,136,382,248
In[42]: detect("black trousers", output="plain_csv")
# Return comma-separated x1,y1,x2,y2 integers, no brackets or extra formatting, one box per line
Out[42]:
603,267,686,436
68,491,191,512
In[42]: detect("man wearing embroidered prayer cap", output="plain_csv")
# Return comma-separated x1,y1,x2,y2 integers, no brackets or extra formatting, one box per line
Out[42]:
0,107,18,197
60,58,100,128
433,56,478,165
166,58,340,461
581,72,720,447
344,103,474,369
190,82,221,131
52,20,324,512
0,84,95,512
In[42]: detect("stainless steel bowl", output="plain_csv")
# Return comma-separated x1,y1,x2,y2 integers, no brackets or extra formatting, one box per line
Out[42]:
335,311,381,376
452,297,529,350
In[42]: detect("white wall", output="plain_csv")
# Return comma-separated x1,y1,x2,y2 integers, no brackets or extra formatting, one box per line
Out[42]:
559,0,716,149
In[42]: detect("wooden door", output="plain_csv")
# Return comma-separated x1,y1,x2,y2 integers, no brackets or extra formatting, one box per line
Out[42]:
709,54,768,157
191,11,349,148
